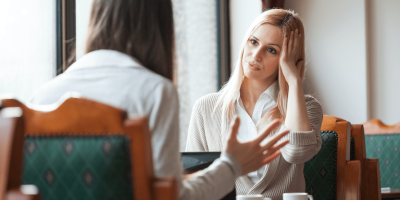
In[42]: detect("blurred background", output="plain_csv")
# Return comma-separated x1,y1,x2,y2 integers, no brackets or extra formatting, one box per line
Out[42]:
0,0,399,150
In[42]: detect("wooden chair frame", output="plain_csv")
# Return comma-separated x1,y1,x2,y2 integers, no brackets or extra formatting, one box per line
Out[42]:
322,115,361,200
363,119,400,135
0,97,178,200
351,124,382,200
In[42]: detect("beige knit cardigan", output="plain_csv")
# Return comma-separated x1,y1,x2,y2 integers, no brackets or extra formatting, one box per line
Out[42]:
185,93,323,200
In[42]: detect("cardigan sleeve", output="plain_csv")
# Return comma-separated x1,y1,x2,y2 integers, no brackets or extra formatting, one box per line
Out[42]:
186,99,209,151
279,96,323,164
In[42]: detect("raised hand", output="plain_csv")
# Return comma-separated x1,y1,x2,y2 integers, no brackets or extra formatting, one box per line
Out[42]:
224,116,290,175
279,29,304,86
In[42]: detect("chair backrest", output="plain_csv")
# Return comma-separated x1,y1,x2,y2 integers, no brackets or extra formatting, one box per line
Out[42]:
304,115,360,200
0,96,177,200
351,124,382,200
364,119,400,189
1,107,37,200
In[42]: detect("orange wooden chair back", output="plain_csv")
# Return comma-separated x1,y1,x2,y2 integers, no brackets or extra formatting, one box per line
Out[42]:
322,115,361,200
0,97,177,200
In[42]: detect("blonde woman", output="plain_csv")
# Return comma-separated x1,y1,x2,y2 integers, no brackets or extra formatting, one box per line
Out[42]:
186,9,323,199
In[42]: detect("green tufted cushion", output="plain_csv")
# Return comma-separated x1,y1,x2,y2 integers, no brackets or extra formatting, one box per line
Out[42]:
23,136,134,200
304,131,338,200
365,134,400,188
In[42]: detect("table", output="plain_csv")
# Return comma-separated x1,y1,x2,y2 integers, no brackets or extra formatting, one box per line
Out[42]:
382,188,400,200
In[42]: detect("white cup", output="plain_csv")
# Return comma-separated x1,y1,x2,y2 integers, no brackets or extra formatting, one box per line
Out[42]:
236,194,272,200
283,193,313,200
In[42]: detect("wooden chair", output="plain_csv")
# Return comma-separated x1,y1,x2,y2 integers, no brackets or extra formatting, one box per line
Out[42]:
304,115,361,200
0,107,40,200
351,124,382,200
364,119,400,199
0,96,178,200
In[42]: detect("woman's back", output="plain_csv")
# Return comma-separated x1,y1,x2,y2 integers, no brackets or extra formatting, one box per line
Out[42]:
29,49,182,180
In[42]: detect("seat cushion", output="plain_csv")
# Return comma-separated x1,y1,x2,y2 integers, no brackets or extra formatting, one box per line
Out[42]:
23,136,134,200
365,134,400,188
304,131,338,200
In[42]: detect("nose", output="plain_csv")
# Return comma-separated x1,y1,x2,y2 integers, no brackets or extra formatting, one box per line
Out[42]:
252,47,263,62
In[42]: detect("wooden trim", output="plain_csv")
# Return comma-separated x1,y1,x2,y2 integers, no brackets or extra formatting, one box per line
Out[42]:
124,117,154,200
57,0,76,74
321,115,352,200
351,125,366,200
345,160,361,200
365,158,382,200
0,110,26,200
217,0,231,89
1,98,127,135
363,119,400,135
6,188,40,200
154,177,178,200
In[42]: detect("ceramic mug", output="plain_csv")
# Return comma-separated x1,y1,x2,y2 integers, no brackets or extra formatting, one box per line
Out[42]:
282,193,314,200
236,194,272,200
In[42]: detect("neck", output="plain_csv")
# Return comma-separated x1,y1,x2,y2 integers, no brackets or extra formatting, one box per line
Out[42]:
240,77,276,104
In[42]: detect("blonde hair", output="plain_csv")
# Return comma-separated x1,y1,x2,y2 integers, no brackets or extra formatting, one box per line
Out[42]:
215,9,306,126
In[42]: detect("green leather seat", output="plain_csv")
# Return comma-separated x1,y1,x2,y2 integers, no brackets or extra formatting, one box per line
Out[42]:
304,131,338,200
23,136,134,200
365,134,400,188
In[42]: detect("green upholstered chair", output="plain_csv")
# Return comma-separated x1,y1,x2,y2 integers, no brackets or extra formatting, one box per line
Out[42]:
364,119,400,189
0,96,178,200
304,115,361,200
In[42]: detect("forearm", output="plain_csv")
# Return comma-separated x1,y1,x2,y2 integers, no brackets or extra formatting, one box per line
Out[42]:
285,80,312,132
180,153,241,200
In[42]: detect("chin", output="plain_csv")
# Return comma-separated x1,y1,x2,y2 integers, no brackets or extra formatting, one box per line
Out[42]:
243,68,264,80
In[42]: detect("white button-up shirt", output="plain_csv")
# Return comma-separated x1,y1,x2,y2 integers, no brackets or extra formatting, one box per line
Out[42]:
236,81,279,184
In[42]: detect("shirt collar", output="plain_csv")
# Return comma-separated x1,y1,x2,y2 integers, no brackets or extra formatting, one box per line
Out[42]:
262,81,279,100
66,49,144,72
236,81,279,102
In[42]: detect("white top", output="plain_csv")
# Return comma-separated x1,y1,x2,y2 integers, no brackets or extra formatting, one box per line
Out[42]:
29,49,242,200
236,81,279,184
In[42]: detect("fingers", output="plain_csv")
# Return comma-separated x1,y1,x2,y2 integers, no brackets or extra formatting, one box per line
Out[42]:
288,31,294,55
292,29,300,56
263,139,289,154
255,119,281,143
262,129,290,149
281,35,288,57
261,150,281,165
228,116,240,142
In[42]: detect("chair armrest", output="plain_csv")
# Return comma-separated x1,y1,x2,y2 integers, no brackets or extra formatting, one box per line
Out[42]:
345,160,361,200
154,177,178,200
364,158,381,200
5,186,40,200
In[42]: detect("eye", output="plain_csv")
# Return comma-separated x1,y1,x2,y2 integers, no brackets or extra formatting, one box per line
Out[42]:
250,39,257,45
267,48,277,54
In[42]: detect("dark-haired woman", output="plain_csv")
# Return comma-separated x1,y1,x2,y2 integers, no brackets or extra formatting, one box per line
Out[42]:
29,0,289,199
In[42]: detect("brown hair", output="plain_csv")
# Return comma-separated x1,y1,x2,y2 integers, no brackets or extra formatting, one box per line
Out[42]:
215,9,306,126
85,0,174,80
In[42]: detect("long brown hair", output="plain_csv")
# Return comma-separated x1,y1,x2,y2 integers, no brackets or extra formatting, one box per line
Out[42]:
215,9,306,127
85,0,174,80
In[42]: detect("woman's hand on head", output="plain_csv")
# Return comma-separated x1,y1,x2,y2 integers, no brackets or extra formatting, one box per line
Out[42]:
279,29,304,86
224,116,290,176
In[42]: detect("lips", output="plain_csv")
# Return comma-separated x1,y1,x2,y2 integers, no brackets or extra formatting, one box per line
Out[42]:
247,62,260,70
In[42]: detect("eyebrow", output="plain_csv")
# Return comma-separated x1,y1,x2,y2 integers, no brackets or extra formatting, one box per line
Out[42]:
250,35,281,49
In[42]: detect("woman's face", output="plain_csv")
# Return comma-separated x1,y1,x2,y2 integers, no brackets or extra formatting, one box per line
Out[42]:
242,24,283,81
